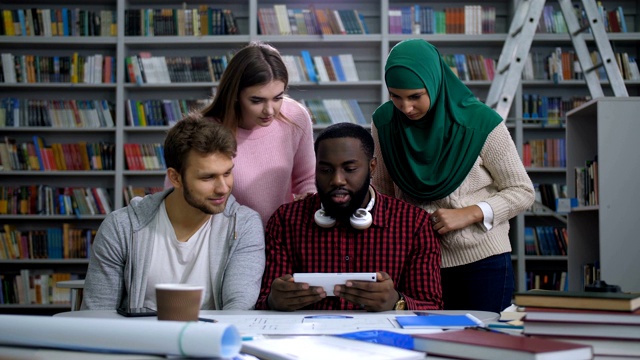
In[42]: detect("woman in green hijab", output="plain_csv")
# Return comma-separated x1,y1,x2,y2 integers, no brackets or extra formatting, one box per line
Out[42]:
371,39,534,313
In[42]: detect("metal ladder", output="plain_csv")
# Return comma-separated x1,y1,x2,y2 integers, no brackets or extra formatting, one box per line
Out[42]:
486,0,628,120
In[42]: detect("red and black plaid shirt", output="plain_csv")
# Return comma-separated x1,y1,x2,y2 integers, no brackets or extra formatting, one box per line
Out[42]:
255,189,443,310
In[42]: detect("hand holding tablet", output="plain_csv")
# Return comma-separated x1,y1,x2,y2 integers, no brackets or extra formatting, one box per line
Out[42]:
293,272,377,296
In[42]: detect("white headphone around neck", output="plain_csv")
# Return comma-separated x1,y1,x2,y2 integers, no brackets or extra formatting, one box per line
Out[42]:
314,186,375,230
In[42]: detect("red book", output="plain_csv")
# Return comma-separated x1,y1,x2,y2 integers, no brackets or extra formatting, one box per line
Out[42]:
123,144,137,170
412,328,592,359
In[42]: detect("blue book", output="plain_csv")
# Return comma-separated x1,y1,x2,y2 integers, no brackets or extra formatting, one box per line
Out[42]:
58,194,66,215
357,11,369,34
330,55,346,82
522,94,530,119
396,313,483,329
617,6,627,33
17,10,27,36
32,136,46,170
61,8,69,36
300,50,318,83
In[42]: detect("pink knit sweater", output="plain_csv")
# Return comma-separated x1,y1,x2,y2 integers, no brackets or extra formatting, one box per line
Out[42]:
165,98,316,227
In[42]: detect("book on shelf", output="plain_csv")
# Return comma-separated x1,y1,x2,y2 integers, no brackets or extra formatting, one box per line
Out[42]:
123,186,163,206
300,51,317,83
302,99,367,126
0,8,116,37
1,52,115,84
123,7,237,36
255,6,368,36
525,270,568,292
337,54,359,82
411,328,592,360
514,289,640,312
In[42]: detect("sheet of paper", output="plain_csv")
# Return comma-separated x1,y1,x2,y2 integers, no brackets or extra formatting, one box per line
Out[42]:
201,313,442,336
242,336,425,360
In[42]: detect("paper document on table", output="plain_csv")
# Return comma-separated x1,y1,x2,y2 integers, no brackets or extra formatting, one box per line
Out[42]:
0,315,241,358
205,313,442,335
242,336,425,360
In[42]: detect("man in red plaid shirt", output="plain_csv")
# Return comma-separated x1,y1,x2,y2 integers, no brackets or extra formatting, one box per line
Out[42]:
255,123,442,311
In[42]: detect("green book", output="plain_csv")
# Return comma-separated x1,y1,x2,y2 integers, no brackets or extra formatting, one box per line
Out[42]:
514,289,640,312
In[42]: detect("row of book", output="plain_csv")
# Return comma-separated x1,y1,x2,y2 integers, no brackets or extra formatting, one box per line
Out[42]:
258,6,369,36
0,8,115,37
521,94,590,125
0,138,115,172
0,98,115,128
124,143,165,171
126,53,231,85
389,5,497,35
537,3,629,34
537,4,575,34
0,4,630,37
285,52,359,84
523,138,566,169
0,53,116,84
597,4,630,33
613,52,640,81
124,7,238,36
0,223,95,260
575,159,598,207
515,289,640,358
442,53,496,82
523,49,640,82
0,271,81,306
123,186,162,206
125,98,210,127
582,262,601,290
525,270,569,291
524,226,568,257
301,99,368,126
532,183,568,213
0,186,113,216
5,49,634,86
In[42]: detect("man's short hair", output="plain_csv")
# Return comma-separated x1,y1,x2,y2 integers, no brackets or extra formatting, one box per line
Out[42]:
164,112,237,174
314,122,374,160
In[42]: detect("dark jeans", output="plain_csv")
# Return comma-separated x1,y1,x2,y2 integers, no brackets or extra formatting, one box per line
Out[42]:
441,252,514,313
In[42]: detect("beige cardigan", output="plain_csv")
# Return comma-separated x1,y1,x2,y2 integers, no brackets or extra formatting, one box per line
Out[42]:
372,122,535,268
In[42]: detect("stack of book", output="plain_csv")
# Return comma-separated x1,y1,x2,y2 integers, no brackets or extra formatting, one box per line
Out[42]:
411,328,592,359
515,289,640,358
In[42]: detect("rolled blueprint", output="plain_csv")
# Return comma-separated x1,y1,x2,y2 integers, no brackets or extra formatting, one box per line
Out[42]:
0,315,241,358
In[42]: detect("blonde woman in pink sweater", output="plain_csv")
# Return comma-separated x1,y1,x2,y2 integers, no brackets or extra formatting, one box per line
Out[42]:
165,42,316,227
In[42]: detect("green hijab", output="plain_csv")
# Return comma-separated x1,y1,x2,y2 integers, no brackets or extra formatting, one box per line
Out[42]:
373,39,502,201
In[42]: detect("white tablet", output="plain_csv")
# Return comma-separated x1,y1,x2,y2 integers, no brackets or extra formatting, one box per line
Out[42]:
293,272,377,296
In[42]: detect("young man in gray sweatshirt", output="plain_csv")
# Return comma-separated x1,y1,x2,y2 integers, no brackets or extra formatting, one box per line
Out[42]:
82,114,265,311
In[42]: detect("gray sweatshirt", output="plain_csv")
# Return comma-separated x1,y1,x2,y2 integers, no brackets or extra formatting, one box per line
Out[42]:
81,189,265,310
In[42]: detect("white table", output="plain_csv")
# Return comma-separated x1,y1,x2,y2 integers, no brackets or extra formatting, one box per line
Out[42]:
56,309,499,323
55,309,499,336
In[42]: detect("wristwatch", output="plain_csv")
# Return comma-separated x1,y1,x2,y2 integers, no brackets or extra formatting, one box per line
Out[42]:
393,291,406,310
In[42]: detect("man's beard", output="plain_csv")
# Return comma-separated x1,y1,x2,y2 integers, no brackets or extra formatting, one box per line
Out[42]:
318,176,371,223
182,177,228,215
